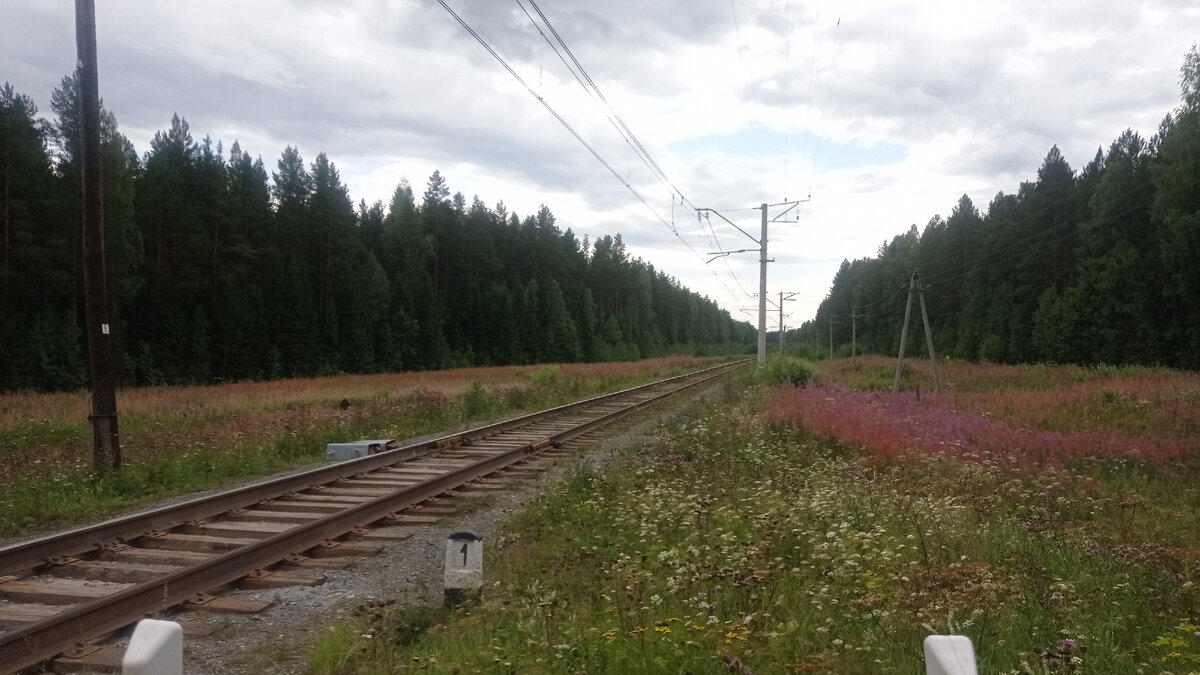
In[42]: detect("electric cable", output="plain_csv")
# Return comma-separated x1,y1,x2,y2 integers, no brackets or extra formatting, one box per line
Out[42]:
516,0,691,212
438,0,752,308
508,0,754,304
805,16,842,182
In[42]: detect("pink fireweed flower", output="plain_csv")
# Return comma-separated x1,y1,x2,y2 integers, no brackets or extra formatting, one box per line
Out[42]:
764,382,1195,470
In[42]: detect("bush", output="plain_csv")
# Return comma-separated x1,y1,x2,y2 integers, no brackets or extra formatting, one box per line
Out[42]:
527,365,561,388
756,355,815,387
460,380,495,419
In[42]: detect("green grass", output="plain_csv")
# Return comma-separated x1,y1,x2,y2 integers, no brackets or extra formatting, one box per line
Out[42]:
308,387,1200,674
0,363,716,538
746,355,816,388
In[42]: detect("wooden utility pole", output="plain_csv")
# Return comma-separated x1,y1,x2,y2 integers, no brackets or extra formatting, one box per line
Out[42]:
77,0,121,472
918,279,941,393
851,306,857,371
892,272,940,393
828,315,833,359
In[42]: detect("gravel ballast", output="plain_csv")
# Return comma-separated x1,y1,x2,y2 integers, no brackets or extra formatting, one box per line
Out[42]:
168,384,723,674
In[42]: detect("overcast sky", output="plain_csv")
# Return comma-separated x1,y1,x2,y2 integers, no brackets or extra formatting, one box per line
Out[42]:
3,1,1197,327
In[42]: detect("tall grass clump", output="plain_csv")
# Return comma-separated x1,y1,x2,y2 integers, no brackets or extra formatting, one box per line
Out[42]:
751,355,815,387
309,392,1200,673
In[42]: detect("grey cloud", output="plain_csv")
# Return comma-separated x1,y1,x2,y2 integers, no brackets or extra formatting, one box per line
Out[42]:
849,169,899,195
6,0,1197,320
945,130,1046,179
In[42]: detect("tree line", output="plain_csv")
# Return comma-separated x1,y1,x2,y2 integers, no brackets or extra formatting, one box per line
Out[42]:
0,75,754,392
795,47,1200,370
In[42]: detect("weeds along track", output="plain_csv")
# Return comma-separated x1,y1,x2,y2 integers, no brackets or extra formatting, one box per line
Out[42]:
0,360,746,673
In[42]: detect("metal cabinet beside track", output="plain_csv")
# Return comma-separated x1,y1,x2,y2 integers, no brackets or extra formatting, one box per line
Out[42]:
325,438,397,461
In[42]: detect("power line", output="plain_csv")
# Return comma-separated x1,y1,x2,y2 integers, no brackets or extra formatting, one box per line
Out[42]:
513,0,748,302
783,0,794,189
515,0,692,214
797,10,822,182
803,16,842,183
437,1,627,202
518,0,750,306
729,0,767,193
439,0,755,309
535,2,683,200
697,210,751,297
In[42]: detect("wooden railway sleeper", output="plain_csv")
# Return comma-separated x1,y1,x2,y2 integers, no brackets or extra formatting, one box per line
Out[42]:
95,538,130,550
61,643,103,659
184,593,217,607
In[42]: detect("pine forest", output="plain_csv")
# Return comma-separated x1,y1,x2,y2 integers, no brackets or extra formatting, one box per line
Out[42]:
796,48,1200,370
6,47,1200,393
0,75,755,392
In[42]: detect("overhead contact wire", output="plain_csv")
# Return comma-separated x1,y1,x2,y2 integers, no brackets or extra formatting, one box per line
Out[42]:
440,0,750,308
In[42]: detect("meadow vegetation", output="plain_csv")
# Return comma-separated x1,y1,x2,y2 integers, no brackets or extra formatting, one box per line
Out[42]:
747,355,815,388
0,356,716,538
310,357,1200,674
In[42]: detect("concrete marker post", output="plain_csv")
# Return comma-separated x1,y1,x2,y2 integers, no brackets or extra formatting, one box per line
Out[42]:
122,619,183,675
924,635,977,675
444,531,483,606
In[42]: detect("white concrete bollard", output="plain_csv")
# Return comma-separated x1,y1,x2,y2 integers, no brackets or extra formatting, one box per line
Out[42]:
444,531,484,605
924,635,978,675
122,618,183,675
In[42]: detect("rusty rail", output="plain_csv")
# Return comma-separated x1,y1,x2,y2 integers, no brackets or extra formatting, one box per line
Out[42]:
0,360,741,578
0,359,746,673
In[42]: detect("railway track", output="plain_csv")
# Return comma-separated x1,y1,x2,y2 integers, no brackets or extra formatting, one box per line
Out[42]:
0,360,746,673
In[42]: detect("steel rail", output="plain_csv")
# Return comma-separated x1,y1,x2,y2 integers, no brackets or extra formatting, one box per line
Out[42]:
0,360,743,578
0,439,541,673
0,360,747,673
